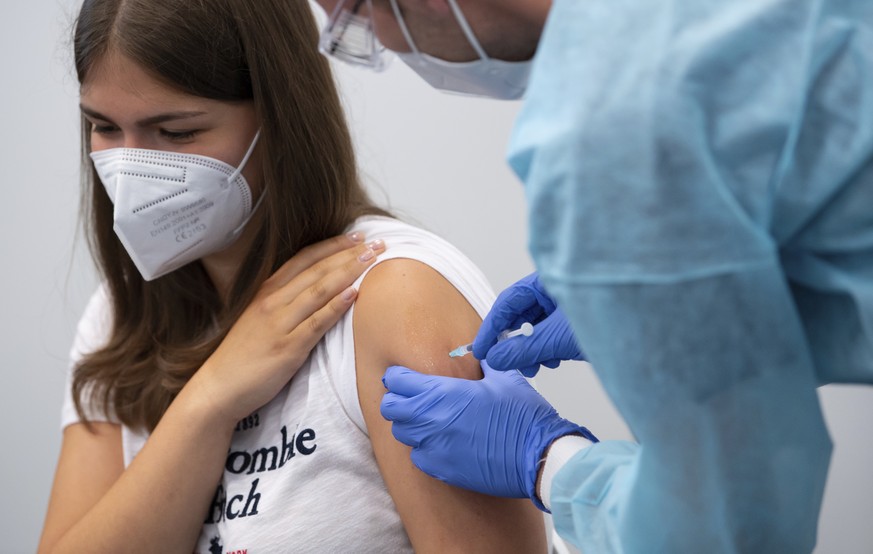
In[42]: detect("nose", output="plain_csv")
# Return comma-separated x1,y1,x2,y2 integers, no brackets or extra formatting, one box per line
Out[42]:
122,133,153,150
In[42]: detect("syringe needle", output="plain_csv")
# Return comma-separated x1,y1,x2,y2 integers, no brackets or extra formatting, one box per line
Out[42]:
448,344,473,358
448,322,534,358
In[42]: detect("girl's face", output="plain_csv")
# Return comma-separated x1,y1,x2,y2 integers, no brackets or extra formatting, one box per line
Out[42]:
80,51,263,289
80,51,261,193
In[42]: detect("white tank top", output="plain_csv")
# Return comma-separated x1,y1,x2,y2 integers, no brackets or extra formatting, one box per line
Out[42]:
62,215,496,553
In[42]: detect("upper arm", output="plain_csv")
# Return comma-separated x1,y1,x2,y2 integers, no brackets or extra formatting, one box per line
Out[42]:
39,422,124,553
353,258,547,554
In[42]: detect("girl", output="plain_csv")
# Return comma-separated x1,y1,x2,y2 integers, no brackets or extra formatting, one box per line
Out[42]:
38,0,547,552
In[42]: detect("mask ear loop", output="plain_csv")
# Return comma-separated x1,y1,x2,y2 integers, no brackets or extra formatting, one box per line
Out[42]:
389,0,489,61
229,130,265,239
229,129,261,184
389,0,422,56
445,0,490,61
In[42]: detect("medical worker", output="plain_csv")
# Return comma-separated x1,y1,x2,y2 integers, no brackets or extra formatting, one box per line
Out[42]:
317,0,873,552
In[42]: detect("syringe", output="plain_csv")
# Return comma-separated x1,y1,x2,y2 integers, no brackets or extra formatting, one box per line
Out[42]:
448,322,534,358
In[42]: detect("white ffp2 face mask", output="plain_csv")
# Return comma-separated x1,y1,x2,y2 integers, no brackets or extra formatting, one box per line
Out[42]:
90,132,262,281
389,0,532,100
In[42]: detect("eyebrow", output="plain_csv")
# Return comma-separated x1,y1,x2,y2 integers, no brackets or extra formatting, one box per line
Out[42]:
79,105,208,127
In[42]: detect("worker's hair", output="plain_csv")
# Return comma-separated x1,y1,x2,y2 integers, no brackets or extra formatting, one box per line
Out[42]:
72,0,389,431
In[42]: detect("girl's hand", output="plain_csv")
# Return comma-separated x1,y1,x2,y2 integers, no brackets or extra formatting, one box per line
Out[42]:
194,232,385,426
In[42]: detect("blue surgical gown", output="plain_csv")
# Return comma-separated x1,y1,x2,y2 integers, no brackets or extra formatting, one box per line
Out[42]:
507,0,873,552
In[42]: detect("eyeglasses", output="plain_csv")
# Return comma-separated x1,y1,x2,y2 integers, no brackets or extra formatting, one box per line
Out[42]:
318,0,392,71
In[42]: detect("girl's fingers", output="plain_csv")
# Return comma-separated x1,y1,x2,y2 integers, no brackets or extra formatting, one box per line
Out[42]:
274,239,385,306
261,232,366,294
278,241,384,330
285,285,359,354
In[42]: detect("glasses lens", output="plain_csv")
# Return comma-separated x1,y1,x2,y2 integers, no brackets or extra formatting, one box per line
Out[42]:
319,0,391,71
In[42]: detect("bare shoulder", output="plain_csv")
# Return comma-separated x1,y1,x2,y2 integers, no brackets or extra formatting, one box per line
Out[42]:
353,257,483,379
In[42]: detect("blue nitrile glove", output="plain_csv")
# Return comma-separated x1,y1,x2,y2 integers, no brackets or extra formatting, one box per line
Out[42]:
380,361,596,510
473,272,585,377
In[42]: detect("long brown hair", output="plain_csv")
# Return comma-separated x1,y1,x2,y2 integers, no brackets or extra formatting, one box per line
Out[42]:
72,0,388,431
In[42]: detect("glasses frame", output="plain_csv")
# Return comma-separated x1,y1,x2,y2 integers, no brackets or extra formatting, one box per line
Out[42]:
318,0,393,71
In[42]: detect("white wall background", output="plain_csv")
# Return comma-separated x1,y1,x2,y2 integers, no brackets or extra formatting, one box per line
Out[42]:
1,2,870,552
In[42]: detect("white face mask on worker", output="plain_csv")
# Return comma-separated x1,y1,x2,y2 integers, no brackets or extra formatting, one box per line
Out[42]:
89,131,262,281
389,0,531,100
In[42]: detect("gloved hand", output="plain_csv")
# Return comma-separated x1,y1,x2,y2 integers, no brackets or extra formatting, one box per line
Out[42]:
473,272,585,377
380,361,596,510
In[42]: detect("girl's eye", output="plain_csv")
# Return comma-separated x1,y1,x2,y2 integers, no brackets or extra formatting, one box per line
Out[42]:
92,124,119,135
160,129,199,141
